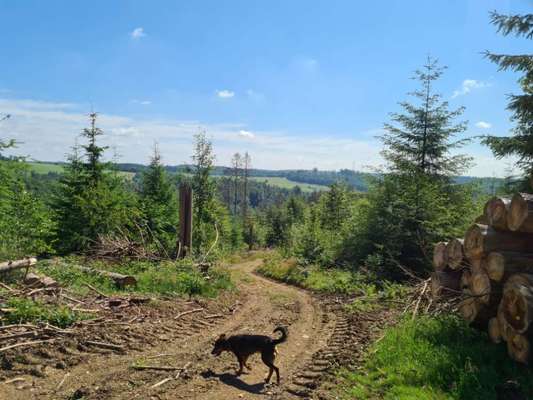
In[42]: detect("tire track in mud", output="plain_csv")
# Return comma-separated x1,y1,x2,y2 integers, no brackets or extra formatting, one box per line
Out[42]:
0,259,389,400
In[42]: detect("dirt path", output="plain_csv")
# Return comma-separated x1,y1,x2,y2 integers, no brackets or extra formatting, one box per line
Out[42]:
0,261,347,400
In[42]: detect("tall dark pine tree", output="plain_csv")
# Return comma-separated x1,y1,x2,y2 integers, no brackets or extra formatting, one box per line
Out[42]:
381,56,470,178
482,12,533,186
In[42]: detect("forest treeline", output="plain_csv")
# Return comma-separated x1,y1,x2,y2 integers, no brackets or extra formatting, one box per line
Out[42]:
0,11,530,281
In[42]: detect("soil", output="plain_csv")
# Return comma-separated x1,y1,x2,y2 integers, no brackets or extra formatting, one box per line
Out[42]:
0,259,395,400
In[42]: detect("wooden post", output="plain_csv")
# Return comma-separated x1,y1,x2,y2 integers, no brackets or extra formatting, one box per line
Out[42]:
178,183,193,258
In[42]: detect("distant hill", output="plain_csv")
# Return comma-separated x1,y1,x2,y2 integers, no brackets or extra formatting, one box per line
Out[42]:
28,161,504,193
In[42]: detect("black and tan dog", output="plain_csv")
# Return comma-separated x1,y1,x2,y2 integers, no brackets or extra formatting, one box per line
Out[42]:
211,326,288,384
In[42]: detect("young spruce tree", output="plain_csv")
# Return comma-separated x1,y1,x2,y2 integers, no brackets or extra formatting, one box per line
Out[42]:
482,12,532,188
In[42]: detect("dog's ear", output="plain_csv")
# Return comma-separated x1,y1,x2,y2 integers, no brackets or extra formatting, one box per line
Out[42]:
218,334,226,340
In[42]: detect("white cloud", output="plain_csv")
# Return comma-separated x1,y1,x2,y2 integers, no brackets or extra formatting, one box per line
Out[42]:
130,99,152,105
0,96,513,177
130,27,146,39
238,130,255,139
452,79,490,98
216,90,235,99
475,121,492,129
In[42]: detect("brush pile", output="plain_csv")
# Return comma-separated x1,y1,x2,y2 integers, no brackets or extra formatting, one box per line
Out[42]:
432,193,533,364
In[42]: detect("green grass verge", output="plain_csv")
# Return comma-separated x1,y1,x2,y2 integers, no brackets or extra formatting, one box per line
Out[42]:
36,257,234,298
2,297,91,328
337,315,533,400
256,254,407,310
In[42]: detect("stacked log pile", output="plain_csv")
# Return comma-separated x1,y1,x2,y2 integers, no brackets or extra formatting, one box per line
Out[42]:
431,193,533,364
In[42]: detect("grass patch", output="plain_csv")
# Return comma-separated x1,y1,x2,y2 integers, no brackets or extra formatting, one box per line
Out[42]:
37,257,234,298
248,176,328,192
2,297,91,328
337,315,533,400
256,253,407,308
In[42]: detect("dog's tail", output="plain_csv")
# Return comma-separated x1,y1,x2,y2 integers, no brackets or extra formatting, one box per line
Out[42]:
272,326,288,345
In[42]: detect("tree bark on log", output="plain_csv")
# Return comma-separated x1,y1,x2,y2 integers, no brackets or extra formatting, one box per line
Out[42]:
501,274,533,334
486,252,533,282
446,239,464,270
431,270,462,299
463,224,533,259
24,273,58,288
488,317,502,344
487,197,511,231
73,265,136,288
508,193,533,233
0,258,37,273
433,242,448,271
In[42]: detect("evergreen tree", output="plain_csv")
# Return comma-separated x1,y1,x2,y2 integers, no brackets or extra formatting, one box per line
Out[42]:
381,56,471,177
242,152,251,221
191,131,218,251
139,144,178,251
230,152,242,214
53,114,137,253
482,12,533,185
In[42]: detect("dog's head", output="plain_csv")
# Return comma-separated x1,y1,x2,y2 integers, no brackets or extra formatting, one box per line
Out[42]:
211,334,228,356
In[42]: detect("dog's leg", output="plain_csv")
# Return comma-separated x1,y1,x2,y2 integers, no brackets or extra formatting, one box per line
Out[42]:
243,355,252,370
261,352,277,384
236,355,244,376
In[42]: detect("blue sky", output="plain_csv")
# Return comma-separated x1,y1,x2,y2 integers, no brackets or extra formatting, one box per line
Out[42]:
0,0,531,176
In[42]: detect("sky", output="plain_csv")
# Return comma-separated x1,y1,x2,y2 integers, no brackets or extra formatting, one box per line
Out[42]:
0,0,531,176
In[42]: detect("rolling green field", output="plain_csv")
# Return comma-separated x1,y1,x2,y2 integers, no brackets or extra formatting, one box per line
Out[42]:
27,162,327,192
28,162,65,173
249,176,327,192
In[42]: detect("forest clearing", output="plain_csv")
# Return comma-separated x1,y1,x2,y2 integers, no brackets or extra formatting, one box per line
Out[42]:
1,4,532,400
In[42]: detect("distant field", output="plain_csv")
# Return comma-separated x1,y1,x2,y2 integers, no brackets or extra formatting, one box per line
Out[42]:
28,162,135,179
249,176,327,192
27,162,326,191
28,162,64,173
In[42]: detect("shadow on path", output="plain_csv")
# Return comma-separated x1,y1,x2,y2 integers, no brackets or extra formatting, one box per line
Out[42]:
201,369,266,394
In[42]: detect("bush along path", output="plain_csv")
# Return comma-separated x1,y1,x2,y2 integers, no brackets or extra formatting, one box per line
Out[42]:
0,257,399,400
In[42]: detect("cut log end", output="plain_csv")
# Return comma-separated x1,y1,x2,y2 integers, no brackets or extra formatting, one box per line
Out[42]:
508,332,530,364
486,252,505,282
471,271,491,305
508,193,530,231
433,242,448,271
446,239,464,270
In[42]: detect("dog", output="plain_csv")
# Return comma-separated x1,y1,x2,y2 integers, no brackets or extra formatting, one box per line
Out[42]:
211,326,288,384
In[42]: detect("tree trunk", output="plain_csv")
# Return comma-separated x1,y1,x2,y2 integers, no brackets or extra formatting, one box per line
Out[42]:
446,239,464,270
486,197,511,230
0,257,37,273
177,183,193,258
431,270,462,299
463,224,533,259
433,242,448,271
488,317,502,344
24,273,58,288
73,265,137,288
486,252,533,282
501,274,533,334
508,193,533,232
